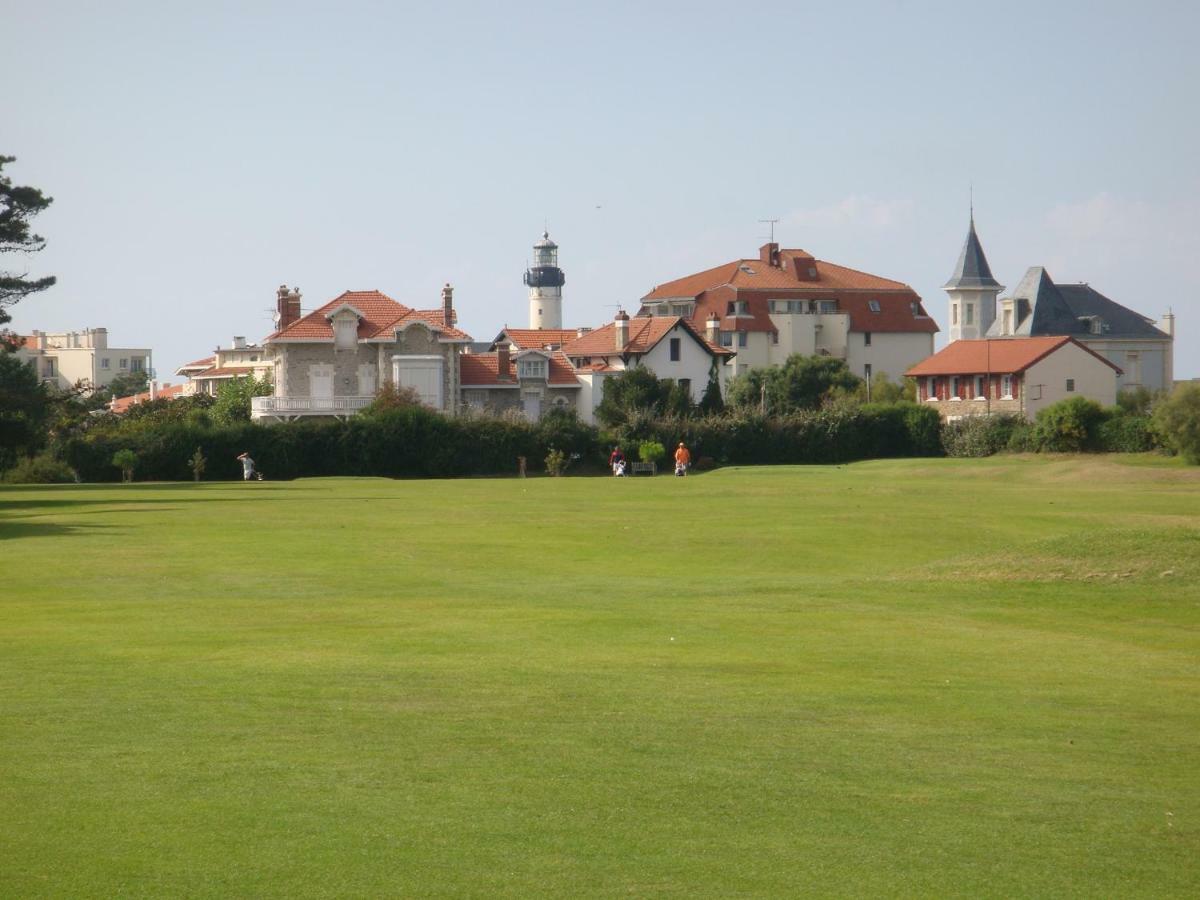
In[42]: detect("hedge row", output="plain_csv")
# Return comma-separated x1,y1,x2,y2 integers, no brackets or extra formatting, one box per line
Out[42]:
63,408,604,482
61,403,942,481
941,405,1159,457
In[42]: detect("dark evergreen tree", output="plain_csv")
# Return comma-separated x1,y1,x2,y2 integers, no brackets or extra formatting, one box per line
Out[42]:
0,156,55,332
699,365,724,415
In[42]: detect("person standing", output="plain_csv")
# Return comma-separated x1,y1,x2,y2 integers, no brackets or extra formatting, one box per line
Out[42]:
674,442,691,476
237,452,256,482
609,446,625,476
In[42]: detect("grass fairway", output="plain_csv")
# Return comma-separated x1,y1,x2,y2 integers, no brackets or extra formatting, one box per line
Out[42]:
2,457,1198,897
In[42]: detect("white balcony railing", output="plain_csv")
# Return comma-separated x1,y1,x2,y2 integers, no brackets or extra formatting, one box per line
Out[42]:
251,395,374,418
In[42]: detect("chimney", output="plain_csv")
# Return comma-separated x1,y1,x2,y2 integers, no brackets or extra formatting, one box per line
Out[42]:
496,345,511,380
1160,309,1176,337
759,242,780,267
576,326,591,338
232,336,246,350
706,313,721,345
614,309,630,351
276,285,302,331
442,283,455,326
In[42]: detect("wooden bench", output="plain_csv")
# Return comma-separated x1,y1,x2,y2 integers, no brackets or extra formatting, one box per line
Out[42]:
631,462,657,476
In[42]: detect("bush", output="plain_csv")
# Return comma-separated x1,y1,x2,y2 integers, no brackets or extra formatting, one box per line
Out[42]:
544,448,567,476
1096,413,1158,453
112,449,138,482
638,440,666,465
1152,383,1200,463
0,453,76,484
1031,397,1106,452
941,414,1024,458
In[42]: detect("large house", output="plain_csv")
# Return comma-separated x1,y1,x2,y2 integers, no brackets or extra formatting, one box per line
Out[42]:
907,335,1120,421
944,217,1175,392
251,284,473,422
637,242,937,384
560,312,733,422
13,328,152,393
175,336,274,396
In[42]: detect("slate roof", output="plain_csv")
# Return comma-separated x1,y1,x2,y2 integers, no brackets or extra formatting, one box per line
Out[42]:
944,217,1001,290
984,268,1169,341
906,336,1122,377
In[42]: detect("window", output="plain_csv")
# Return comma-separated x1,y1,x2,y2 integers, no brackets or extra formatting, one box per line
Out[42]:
119,358,128,370
818,301,836,314
950,376,960,399
951,304,958,325
771,331,779,345
131,357,145,373
678,378,691,396
911,302,920,316
1001,374,1013,398
737,331,748,347
43,360,56,378
101,358,110,369
720,332,733,347
975,375,985,398
1066,378,1075,392
669,337,681,361
926,376,937,401
864,331,872,347
965,304,974,326
465,389,488,409
334,316,357,351
518,358,547,379
393,356,444,408
868,300,881,313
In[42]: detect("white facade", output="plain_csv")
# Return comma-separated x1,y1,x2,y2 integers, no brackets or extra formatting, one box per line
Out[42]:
1023,342,1119,417
15,328,152,393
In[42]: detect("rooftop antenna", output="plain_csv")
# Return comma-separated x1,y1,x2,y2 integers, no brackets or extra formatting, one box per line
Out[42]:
758,218,780,243
969,183,974,225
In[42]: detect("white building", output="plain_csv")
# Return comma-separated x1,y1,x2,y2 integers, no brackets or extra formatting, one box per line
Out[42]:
14,328,152,393
637,242,937,386
174,335,274,396
560,311,734,424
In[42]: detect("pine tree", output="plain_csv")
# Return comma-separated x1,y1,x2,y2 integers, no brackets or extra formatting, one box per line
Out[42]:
0,156,56,332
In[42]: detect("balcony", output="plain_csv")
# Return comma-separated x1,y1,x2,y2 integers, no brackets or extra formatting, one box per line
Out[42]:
251,395,374,421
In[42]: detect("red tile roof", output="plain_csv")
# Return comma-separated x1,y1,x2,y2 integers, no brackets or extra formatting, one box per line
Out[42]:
177,356,215,372
493,328,580,350
110,383,186,414
267,290,473,342
562,315,733,359
642,249,936,334
460,350,579,386
194,366,258,379
906,336,1122,377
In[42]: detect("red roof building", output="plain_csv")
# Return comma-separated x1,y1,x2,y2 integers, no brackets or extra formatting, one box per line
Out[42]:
639,242,936,386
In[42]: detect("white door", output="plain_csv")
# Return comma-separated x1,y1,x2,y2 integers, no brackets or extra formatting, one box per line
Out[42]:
358,364,377,397
310,368,333,400
523,392,541,421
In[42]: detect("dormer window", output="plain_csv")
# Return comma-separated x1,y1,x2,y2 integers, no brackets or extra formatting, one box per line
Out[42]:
868,300,881,313
335,317,357,351
518,358,547,379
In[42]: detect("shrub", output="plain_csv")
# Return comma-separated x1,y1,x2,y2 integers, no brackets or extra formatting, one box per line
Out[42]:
0,453,76,484
544,448,567,476
638,440,666,465
1096,413,1158,453
941,414,1024,458
112,449,138,482
188,446,207,481
1152,383,1200,463
1032,397,1106,452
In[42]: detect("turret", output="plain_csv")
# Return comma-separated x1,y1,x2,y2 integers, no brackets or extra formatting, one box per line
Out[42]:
944,214,1002,342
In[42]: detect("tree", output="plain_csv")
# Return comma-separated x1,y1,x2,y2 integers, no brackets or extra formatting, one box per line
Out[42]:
211,376,273,426
1152,383,1200,464
112,449,138,483
595,367,670,428
0,349,50,469
0,156,56,330
699,365,724,415
727,354,862,415
91,370,150,404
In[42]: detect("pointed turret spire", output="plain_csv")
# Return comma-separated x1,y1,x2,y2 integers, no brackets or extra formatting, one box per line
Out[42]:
944,215,1000,290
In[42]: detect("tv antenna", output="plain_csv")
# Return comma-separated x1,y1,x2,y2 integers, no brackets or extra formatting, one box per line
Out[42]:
758,218,780,242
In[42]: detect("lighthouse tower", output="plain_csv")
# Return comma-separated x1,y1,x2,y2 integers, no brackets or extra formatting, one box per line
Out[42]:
944,212,1002,343
524,230,566,329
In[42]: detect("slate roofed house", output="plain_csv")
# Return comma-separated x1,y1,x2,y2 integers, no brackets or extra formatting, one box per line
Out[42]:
252,283,473,421
638,242,936,386
941,216,1177,392
906,335,1121,421
561,311,734,424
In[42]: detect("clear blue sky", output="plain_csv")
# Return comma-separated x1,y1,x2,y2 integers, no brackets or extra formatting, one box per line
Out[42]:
7,0,1199,378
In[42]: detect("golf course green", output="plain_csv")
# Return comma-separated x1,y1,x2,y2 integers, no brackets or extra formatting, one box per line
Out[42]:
2,456,1197,897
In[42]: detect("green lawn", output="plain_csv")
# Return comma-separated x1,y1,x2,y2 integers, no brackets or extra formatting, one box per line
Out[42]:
2,457,1198,897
